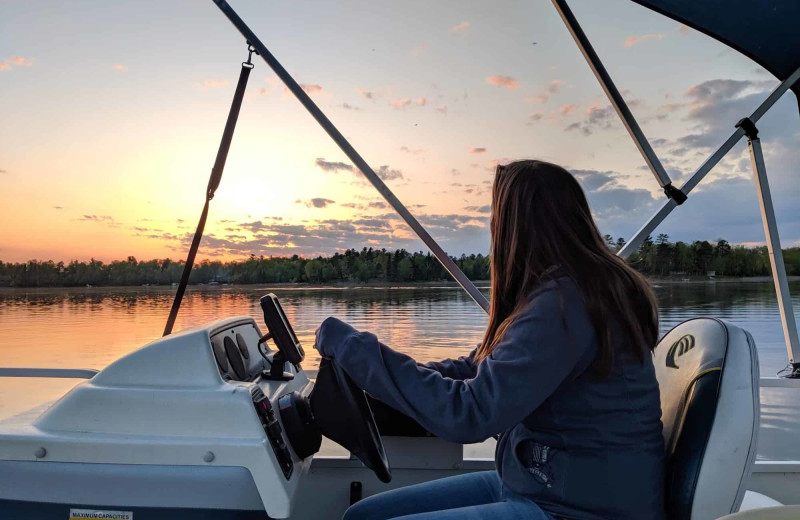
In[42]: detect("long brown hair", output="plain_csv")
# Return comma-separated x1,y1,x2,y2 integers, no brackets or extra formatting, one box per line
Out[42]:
475,160,658,377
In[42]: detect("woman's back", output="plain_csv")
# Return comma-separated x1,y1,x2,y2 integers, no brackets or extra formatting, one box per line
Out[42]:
496,277,665,520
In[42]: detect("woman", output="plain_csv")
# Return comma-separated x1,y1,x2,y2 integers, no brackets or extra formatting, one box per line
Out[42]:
314,160,665,520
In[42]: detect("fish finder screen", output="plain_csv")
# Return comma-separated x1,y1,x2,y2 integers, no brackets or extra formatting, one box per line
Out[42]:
260,293,305,365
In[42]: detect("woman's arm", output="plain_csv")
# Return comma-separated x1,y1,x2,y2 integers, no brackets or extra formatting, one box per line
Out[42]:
421,348,478,380
316,281,596,444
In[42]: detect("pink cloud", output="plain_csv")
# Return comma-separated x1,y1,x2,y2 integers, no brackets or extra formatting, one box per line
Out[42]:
485,75,521,90
417,97,427,106
300,83,323,95
7,56,33,66
623,33,664,47
450,21,470,34
526,94,549,105
558,103,578,115
113,63,128,72
390,98,412,109
469,147,487,154
0,63,10,72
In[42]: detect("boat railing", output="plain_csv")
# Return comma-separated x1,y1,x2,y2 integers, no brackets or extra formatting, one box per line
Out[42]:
0,367,98,379
3,367,800,389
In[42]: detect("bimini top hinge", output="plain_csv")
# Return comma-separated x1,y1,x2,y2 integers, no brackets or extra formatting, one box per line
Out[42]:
663,183,687,205
736,117,759,141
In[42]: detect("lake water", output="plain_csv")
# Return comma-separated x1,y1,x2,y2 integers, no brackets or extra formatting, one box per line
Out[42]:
2,280,800,459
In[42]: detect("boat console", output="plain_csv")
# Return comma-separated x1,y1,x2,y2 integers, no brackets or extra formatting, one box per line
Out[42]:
0,294,391,519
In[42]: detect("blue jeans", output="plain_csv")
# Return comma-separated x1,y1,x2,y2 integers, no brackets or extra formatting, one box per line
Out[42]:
343,471,555,520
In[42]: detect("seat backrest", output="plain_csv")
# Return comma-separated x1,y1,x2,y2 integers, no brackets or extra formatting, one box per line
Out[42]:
654,318,760,520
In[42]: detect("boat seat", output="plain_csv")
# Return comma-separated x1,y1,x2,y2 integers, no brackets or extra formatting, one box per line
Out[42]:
654,318,760,520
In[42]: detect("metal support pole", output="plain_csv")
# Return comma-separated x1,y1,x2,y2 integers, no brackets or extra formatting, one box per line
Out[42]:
618,65,800,259
551,0,685,203
739,118,800,370
211,0,489,313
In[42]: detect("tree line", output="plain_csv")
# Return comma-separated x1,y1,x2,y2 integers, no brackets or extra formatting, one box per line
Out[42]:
1,236,798,287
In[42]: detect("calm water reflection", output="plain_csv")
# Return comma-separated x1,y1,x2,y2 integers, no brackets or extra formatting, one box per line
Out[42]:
1,281,799,421
1,281,798,372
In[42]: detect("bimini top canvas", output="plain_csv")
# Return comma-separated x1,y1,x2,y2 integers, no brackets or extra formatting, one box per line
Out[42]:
630,0,800,115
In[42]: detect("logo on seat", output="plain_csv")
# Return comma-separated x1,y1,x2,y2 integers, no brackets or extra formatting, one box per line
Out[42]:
666,334,695,369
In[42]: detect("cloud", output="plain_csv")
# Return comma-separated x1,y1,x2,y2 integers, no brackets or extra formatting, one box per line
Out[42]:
564,105,617,136
464,205,491,214
53,206,64,210
315,158,401,182
450,21,470,34
485,75,521,90
315,158,353,173
204,79,229,89
572,169,616,191
340,102,361,110
469,147,487,154
113,63,128,72
7,56,33,67
296,198,336,208
417,97,427,106
526,80,564,105
376,165,403,181
0,169,6,173
558,103,579,115
79,215,120,228
1,55,34,71
300,83,323,96
358,88,379,100
390,98,412,109
399,146,426,155
436,105,448,114
686,79,758,104
528,112,544,124
623,33,665,47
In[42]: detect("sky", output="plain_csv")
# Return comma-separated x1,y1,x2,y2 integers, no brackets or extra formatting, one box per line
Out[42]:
1,0,799,263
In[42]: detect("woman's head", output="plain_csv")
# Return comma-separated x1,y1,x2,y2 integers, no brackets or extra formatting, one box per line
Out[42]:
476,160,658,376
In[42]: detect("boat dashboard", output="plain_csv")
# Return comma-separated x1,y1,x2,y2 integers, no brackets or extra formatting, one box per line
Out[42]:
0,294,402,519
0,296,317,518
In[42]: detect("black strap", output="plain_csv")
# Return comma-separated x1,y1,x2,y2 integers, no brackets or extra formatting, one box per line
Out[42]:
163,51,254,336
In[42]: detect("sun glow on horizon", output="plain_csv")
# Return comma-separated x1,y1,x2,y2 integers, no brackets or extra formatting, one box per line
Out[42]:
2,0,799,264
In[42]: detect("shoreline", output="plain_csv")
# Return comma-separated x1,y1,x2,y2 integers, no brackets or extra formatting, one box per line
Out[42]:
0,276,798,293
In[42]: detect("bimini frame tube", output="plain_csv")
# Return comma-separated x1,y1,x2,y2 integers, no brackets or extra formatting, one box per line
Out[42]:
617,65,800,259
741,119,800,366
212,0,489,313
551,0,685,203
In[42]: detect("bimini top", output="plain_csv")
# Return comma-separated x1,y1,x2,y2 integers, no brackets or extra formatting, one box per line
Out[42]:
631,0,800,115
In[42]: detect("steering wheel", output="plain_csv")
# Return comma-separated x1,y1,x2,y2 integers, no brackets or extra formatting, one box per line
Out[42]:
310,357,392,483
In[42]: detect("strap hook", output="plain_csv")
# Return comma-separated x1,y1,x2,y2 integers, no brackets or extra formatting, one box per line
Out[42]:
243,42,258,69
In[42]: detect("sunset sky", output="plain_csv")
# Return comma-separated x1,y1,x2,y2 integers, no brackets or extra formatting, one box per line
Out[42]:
1,0,799,263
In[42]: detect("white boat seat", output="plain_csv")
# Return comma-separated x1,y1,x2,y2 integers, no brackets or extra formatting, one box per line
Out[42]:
654,318,760,520
740,491,783,511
